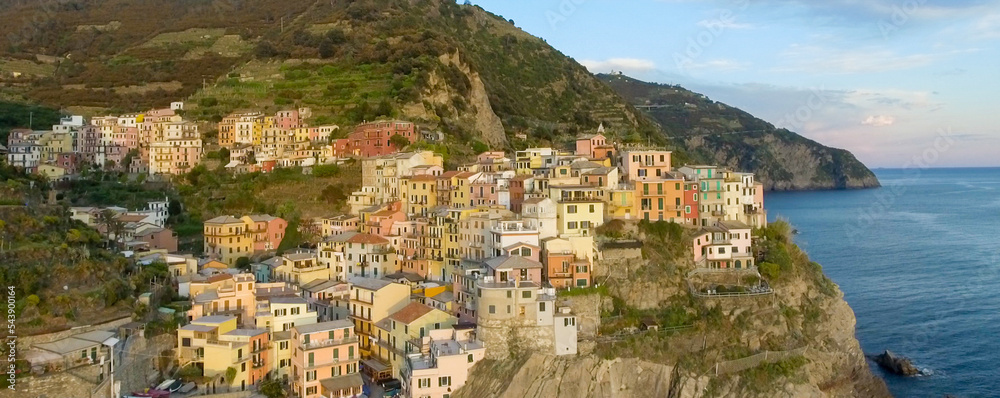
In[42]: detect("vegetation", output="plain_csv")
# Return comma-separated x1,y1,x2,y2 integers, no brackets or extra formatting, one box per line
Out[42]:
599,73,879,189
0,168,167,334
0,100,63,144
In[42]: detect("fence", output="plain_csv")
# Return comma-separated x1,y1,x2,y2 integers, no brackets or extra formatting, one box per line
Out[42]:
686,267,774,298
713,346,808,375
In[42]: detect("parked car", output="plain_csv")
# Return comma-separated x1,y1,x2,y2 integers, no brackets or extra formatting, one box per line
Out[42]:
379,378,401,397
155,379,183,392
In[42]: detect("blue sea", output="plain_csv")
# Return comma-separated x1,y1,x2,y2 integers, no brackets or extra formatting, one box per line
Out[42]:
766,168,1000,398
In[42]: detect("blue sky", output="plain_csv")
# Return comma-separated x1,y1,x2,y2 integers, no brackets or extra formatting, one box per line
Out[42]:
468,0,1000,168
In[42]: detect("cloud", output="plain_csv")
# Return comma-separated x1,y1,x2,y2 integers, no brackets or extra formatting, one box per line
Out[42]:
680,58,749,72
771,44,968,74
973,13,1000,38
580,58,656,73
861,115,896,126
696,19,754,30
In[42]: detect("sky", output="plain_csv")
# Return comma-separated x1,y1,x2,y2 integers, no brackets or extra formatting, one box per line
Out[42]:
467,0,1000,168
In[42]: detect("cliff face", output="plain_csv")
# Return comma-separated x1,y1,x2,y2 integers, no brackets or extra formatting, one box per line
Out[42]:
458,280,889,398
457,223,890,397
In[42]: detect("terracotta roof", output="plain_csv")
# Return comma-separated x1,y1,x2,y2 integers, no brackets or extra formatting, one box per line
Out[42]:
454,172,475,178
410,174,437,181
388,302,436,324
485,255,543,270
346,233,389,244
439,171,460,178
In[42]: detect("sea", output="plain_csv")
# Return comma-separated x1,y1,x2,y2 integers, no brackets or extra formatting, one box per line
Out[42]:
766,168,1000,398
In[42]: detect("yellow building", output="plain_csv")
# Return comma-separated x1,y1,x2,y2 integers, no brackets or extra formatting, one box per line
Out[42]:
255,296,318,332
605,187,636,220
203,215,252,266
36,164,68,180
400,174,438,216
347,278,411,359
273,252,331,285
550,186,606,237
371,302,457,379
177,315,238,365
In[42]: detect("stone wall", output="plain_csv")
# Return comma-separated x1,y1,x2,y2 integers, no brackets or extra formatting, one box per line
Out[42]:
477,319,555,360
117,334,175,395
0,368,108,398
18,316,133,347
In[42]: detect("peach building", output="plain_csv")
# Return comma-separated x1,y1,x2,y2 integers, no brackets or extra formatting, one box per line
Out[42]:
149,121,202,175
618,149,672,181
290,320,362,398
400,325,485,398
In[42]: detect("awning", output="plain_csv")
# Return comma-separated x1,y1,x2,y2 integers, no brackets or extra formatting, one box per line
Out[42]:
319,373,363,394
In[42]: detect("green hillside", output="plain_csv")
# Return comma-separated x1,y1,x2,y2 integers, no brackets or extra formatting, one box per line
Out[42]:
598,74,880,190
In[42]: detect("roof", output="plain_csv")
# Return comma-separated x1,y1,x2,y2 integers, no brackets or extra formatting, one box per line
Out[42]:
301,279,345,292
385,272,423,282
202,261,229,270
204,215,243,224
269,296,307,305
222,328,268,337
428,290,454,302
192,315,236,325
346,233,389,244
349,277,395,291
33,330,116,355
503,242,540,251
484,255,543,270
717,220,751,230
570,161,603,169
323,231,359,243
294,320,353,334
409,174,437,181
115,214,148,223
179,324,217,332
319,373,363,393
583,167,615,175
246,214,278,222
522,197,550,204
282,252,315,261
272,330,292,341
439,170,460,178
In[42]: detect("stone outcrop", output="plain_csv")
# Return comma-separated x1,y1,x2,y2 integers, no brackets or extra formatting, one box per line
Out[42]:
871,350,921,377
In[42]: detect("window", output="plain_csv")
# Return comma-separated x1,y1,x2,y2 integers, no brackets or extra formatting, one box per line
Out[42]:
539,302,546,312
182,338,191,347
567,221,578,229
468,354,475,363
333,348,339,359
522,291,531,299
332,366,341,376
567,205,577,214
419,378,431,388
306,386,317,395
438,376,452,387
488,305,496,314
348,346,355,358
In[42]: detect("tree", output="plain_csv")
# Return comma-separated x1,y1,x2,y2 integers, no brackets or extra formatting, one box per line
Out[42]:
389,134,410,150
259,378,285,398
235,257,251,271
224,366,237,389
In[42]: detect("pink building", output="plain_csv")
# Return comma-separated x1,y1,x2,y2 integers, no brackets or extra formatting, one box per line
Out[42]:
484,256,543,286
401,326,485,398
291,320,362,398
345,120,416,158
618,149,672,182
691,221,754,269
275,110,301,130
242,215,288,253
575,133,615,160
135,226,178,252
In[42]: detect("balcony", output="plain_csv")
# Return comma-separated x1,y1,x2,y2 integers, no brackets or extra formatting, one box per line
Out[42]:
253,360,266,369
299,336,359,351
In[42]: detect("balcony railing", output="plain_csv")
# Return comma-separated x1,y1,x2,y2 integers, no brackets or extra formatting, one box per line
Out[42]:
299,336,360,351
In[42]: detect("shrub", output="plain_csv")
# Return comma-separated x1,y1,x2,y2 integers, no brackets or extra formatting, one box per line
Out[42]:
759,262,780,280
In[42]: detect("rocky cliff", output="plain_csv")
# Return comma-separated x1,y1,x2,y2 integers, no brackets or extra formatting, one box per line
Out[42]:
457,222,891,398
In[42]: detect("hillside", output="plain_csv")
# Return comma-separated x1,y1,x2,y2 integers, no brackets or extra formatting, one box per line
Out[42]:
599,74,880,190
0,0,659,151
